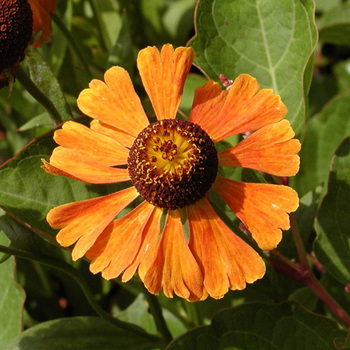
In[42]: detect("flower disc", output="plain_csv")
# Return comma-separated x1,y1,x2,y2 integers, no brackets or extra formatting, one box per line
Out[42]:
128,119,218,209
0,0,33,76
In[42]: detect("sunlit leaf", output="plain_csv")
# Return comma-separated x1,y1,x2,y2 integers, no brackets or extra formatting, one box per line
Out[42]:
189,0,317,133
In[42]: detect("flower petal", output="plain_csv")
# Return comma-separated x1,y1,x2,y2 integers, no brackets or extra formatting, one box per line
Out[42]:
213,177,299,250
87,201,155,280
218,120,301,176
47,187,138,260
190,74,287,142
28,0,56,47
137,44,194,120
143,210,204,301
90,120,135,148
54,121,129,166
187,198,266,299
122,207,163,282
77,66,149,136
44,147,129,184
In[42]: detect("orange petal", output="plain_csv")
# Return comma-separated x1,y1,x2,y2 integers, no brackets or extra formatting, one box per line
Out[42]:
122,207,163,282
46,147,129,184
143,210,204,301
213,177,299,250
87,201,155,280
219,120,301,176
54,121,129,166
187,198,266,299
77,66,149,136
190,74,287,142
90,120,135,148
137,44,194,120
28,0,56,47
47,187,138,260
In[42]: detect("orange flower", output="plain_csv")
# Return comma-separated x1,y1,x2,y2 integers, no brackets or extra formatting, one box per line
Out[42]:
42,44,300,301
28,0,56,47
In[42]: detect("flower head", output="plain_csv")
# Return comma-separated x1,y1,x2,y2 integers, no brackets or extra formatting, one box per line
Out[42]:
42,44,300,301
0,0,56,88
0,0,33,87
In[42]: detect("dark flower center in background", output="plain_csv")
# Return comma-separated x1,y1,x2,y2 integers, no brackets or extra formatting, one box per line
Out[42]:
0,0,33,86
128,119,218,209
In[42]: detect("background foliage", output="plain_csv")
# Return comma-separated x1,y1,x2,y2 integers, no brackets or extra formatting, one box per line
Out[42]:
0,0,349,349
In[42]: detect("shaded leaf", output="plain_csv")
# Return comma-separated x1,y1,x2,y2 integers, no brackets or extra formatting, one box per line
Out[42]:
107,12,134,72
0,234,25,348
168,302,347,350
315,137,350,285
294,92,350,196
4,316,161,350
25,46,73,122
189,0,317,133
319,2,350,46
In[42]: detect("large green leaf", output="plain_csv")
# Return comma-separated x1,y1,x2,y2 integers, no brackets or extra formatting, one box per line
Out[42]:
0,234,25,348
294,92,350,197
315,137,350,285
0,129,111,238
189,0,317,133
4,316,161,350
167,302,347,350
25,47,73,122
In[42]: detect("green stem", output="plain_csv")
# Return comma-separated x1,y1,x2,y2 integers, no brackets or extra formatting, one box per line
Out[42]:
142,285,173,343
51,13,92,79
289,212,309,270
16,66,63,125
0,244,161,344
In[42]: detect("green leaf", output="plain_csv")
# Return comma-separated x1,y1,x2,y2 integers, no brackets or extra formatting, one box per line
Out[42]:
107,12,134,73
117,295,157,334
319,2,350,46
90,0,122,52
168,302,347,350
4,316,161,350
0,234,25,348
278,186,322,258
25,46,73,122
294,92,350,197
315,137,350,285
18,113,54,132
162,0,196,44
179,73,207,116
44,1,73,76
0,129,109,238
189,0,317,133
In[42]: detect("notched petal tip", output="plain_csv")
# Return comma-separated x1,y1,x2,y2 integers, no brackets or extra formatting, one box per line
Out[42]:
137,44,194,121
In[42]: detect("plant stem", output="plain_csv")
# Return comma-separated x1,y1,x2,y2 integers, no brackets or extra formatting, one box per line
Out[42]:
16,66,63,125
141,285,173,343
51,13,92,79
0,244,162,344
270,212,350,328
289,212,309,270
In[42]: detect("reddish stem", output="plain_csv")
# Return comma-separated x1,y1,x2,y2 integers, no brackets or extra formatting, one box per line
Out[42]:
270,257,350,328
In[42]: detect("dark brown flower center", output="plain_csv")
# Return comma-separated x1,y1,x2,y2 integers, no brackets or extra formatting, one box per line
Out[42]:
0,0,33,87
128,119,218,209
